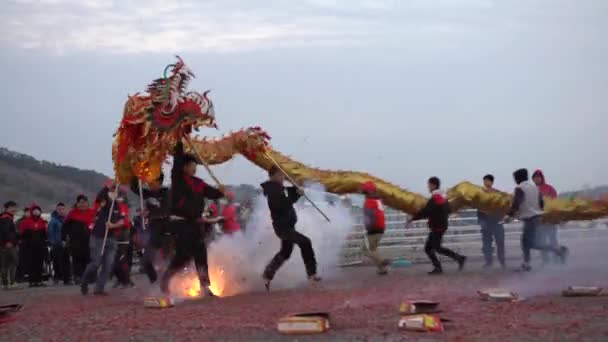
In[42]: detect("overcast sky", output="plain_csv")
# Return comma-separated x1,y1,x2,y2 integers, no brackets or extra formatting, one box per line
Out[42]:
0,0,606,193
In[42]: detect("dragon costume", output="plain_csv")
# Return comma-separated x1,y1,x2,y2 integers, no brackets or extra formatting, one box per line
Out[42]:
113,57,608,224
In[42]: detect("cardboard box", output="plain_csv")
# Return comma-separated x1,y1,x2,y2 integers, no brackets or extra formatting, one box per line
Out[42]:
399,300,441,315
478,289,520,302
562,286,603,297
144,297,175,308
277,312,330,335
398,314,444,332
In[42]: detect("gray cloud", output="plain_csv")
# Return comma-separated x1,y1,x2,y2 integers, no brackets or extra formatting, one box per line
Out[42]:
0,0,606,193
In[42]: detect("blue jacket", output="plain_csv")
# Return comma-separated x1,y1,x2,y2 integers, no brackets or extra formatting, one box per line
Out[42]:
48,211,65,245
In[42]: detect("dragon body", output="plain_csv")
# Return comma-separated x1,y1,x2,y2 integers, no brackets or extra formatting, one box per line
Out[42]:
113,58,608,224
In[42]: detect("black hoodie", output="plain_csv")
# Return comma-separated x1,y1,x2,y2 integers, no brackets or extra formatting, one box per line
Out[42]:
260,181,301,232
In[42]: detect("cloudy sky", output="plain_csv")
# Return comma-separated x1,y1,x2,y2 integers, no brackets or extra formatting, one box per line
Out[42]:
0,0,606,193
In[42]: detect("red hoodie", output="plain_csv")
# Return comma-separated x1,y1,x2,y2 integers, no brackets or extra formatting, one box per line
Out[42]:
19,205,48,245
532,169,557,198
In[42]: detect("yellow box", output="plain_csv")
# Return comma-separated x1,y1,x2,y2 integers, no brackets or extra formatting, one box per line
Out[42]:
277,312,330,335
144,297,174,308
398,314,444,332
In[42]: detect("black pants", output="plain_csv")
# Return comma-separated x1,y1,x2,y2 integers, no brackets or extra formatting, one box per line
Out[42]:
522,217,562,263
50,244,71,282
70,244,89,282
264,229,317,280
25,242,45,284
141,220,167,283
161,220,208,293
480,221,505,266
425,231,463,270
113,242,132,285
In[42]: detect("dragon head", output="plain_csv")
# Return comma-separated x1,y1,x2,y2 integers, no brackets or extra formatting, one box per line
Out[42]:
144,56,217,133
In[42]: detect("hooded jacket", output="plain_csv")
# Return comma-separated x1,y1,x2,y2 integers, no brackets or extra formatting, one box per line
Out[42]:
411,190,450,232
0,211,17,246
48,210,65,246
260,180,301,232
532,169,558,198
364,194,386,234
19,205,47,244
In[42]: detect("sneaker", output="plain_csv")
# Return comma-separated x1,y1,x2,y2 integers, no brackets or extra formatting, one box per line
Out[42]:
458,256,467,271
262,274,272,292
80,283,89,296
377,268,388,276
308,275,322,282
380,259,391,268
428,268,443,275
202,287,216,298
517,263,532,272
559,246,569,265
112,281,121,289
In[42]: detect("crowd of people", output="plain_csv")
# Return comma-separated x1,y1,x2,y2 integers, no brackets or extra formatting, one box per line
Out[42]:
0,168,248,292
0,147,569,295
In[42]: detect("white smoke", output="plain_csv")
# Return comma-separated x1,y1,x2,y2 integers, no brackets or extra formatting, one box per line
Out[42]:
207,182,355,297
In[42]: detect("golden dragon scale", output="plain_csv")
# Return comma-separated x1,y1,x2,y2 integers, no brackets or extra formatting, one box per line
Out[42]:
186,128,608,224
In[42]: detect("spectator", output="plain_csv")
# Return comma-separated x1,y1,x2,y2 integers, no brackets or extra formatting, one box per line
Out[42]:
477,175,506,269
19,204,48,287
532,169,560,265
0,201,19,289
15,207,30,283
63,195,95,284
112,194,134,288
81,185,125,296
48,202,68,285
220,192,240,234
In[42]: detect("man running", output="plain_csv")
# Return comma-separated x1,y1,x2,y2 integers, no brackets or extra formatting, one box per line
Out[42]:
261,166,321,291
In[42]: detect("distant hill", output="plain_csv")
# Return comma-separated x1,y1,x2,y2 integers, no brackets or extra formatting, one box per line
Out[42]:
0,147,110,211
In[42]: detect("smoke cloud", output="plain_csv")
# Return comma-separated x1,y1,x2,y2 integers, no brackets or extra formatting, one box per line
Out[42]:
207,182,356,297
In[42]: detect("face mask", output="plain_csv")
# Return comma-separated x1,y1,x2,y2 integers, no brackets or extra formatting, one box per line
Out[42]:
32,209,41,216
219,199,228,206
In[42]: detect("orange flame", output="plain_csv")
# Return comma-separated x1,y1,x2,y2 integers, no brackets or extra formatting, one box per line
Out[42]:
167,267,226,298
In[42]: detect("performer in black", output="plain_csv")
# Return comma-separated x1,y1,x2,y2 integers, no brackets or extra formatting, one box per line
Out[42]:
160,141,225,296
130,172,170,284
261,166,321,291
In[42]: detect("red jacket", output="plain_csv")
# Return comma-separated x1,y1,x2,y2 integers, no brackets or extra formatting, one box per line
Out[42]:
221,204,240,234
532,169,557,198
364,196,385,234
19,205,47,235
113,202,131,239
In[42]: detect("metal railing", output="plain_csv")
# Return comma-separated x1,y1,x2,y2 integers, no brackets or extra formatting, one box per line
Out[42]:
341,209,608,265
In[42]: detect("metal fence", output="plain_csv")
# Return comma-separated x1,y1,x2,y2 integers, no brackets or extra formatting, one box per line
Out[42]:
341,209,608,265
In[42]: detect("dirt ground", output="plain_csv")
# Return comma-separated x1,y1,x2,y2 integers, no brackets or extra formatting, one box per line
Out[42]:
1,243,608,341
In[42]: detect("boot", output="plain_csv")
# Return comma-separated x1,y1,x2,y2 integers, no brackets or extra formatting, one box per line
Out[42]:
458,256,467,271
262,274,272,292
559,246,569,265
428,268,443,275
